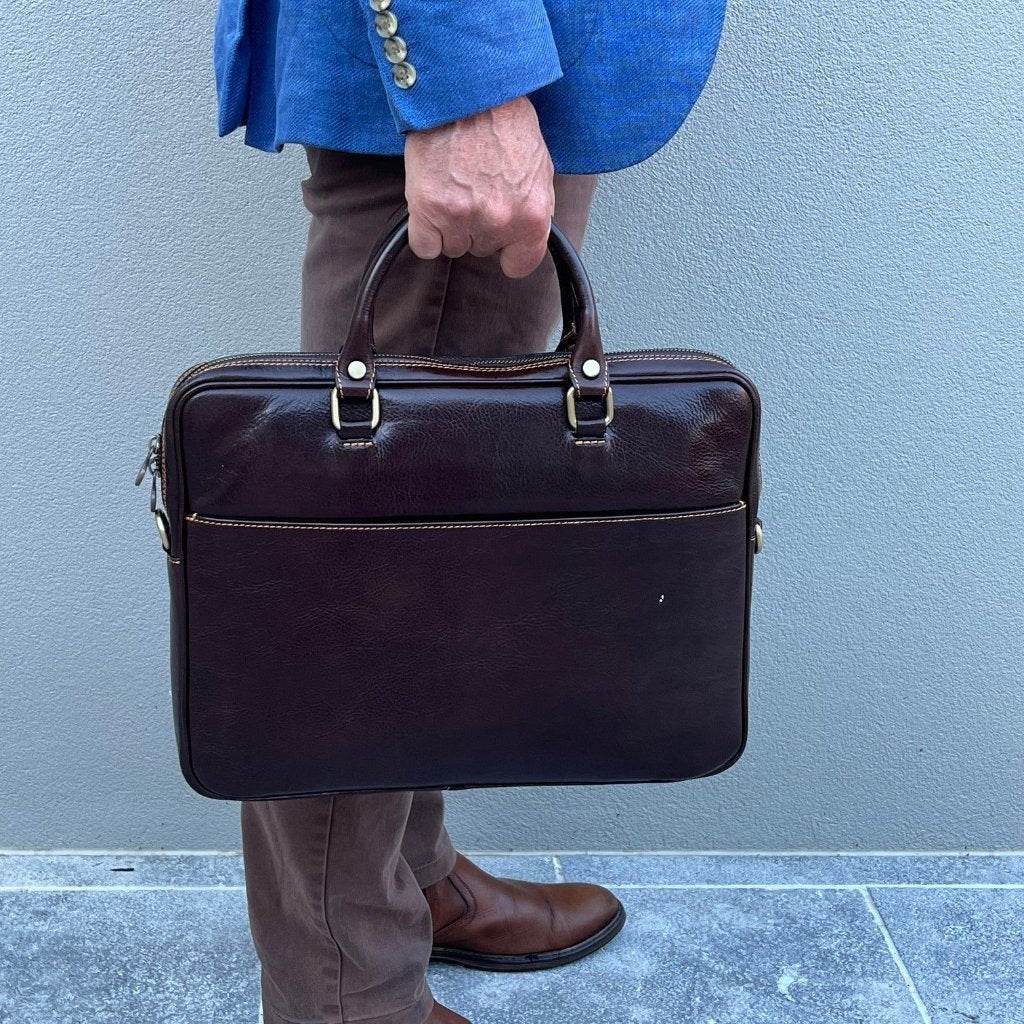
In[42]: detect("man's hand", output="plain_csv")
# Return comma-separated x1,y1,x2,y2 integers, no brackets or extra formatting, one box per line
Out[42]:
404,96,555,279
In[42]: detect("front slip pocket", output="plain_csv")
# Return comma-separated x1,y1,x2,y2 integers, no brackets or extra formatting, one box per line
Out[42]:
178,502,751,799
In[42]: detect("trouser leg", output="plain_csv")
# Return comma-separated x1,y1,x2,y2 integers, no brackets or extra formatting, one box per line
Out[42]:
427,170,599,358
299,146,599,358
242,796,436,1024
242,144,599,1024
401,792,458,890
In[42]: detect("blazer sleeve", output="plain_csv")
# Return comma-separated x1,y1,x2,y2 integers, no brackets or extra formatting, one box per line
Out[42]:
360,0,565,134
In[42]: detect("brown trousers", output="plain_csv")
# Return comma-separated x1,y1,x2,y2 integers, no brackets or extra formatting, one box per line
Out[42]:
240,146,599,1024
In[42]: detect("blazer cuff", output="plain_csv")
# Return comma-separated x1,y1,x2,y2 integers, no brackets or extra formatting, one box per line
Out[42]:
360,0,565,134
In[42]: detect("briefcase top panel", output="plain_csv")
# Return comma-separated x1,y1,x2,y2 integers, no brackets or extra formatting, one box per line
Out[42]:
159,350,759,554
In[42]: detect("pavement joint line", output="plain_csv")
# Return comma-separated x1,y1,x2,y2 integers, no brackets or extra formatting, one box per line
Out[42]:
541,850,1024,858
2,849,1023,857
3,882,1023,893
551,855,565,882
604,882,1024,890
860,886,933,1024
0,849,246,857
0,884,249,893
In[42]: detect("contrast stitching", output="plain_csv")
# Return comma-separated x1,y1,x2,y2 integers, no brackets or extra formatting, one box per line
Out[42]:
170,358,320,394
185,504,745,533
399,355,558,365
379,358,565,373
163,353,736,512
171,357,568,396
334,360,375,399
608,353,732,366
169,351,731,395
572,438,607,446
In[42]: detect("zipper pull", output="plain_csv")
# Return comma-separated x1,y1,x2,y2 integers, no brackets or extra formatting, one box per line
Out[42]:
135,434,171,552
135,435,160,487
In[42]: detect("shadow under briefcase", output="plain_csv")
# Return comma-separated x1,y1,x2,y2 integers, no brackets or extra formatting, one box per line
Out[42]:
138,206,763,800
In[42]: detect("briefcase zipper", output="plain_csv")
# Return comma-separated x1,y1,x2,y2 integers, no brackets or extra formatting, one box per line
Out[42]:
135,434,171,552
186,501,747,532
166,347,738,401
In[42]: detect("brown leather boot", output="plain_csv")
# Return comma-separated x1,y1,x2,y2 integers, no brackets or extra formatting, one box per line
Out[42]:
425,1001,472,1024
424,853,626,971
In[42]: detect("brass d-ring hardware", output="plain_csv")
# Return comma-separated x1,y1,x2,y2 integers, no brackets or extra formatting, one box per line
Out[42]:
331,386,380,432
565,386,614,431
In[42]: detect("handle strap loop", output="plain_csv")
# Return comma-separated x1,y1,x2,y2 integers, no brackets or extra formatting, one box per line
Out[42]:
333,205,609,438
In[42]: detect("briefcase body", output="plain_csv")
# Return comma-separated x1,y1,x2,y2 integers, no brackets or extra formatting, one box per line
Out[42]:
143,211,762,800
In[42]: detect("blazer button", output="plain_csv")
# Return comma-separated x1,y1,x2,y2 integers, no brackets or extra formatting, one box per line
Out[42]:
392,61,417,89
374,10,399,37
369,0,391,9
383,35,408,63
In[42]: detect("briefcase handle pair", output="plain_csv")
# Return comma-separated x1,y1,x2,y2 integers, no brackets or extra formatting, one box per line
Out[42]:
331,205,612,441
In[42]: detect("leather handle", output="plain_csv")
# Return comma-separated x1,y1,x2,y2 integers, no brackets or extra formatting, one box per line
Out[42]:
335,206,608,402
354,202,579,348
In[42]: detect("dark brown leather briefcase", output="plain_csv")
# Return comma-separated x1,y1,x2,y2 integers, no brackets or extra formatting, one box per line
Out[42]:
139,207,763,800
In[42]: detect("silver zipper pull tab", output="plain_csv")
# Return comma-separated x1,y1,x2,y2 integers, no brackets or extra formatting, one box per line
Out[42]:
136,434,171,553
135,435,161,487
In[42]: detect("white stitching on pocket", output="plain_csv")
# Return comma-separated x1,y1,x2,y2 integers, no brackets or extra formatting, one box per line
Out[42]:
186,502,745,533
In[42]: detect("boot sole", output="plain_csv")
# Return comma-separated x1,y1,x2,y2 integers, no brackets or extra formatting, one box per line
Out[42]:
429,901,627,972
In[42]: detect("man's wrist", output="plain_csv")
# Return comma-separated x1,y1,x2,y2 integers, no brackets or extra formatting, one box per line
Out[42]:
406,96,533,139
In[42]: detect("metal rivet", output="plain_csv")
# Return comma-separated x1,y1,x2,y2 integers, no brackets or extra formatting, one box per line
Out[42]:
347,360,368,380
582,358,601,379
369,0,391,10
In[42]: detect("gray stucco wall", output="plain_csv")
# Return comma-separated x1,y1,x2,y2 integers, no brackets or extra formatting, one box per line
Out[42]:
2,0,1022,851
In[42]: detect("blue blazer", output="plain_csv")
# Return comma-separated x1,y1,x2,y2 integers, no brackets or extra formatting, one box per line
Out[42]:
215,0,726,174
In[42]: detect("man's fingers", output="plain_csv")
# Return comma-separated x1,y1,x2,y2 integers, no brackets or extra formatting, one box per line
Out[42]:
403,96,556,277
407,211,477,261
407,213,444,260
441,233,473,259
498,234,550,279
409,205,551,277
